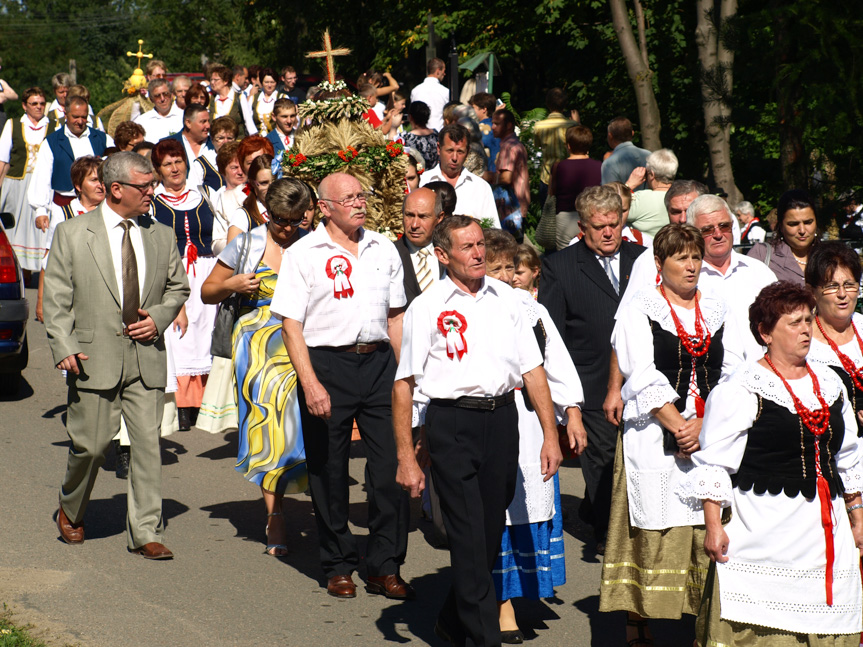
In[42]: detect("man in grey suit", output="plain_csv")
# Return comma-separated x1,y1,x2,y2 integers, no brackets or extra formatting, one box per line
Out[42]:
44,152,189,558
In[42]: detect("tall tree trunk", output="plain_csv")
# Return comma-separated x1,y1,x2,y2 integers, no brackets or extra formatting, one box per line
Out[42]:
773,0,808,190
695,0,742,206
609,0,662,150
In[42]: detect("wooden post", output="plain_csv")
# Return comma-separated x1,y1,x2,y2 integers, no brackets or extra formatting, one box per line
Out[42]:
69,59,77,84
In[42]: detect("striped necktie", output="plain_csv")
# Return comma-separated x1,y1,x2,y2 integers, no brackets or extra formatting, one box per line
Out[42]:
602,256,619,295
416,248,433,293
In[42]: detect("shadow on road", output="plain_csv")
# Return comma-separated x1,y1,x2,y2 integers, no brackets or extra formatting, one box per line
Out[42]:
574,595,696,646
196,430,238,461
54,495,190,541
374,567,450,644
0,376,34,401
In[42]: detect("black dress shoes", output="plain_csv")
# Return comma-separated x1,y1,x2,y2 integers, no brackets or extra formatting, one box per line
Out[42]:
115,443,130,480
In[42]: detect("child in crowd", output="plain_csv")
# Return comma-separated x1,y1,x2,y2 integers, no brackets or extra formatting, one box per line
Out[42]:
483,229,586,644
513,244,541,299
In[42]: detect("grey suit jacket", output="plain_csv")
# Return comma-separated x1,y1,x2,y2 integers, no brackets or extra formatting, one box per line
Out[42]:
43,206,190,390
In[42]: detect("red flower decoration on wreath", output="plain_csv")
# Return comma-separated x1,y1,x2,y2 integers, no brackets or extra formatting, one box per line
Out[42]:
338,150,348,162
385,141,403,158
347,146,358,157
437,311,468,360
325,255,354,299
288,153,307,167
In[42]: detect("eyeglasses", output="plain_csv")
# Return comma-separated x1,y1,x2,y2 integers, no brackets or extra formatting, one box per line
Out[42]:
26,101,46,107
698,221,733,237
320,192,371,207
821,281,860,295
270,214,304,228
117,180,159,192
151,92,171,100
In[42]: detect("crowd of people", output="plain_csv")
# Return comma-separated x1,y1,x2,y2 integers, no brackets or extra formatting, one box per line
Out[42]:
2,52,863,647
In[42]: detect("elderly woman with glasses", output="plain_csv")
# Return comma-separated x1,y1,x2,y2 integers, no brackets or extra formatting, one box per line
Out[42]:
201,178,311,556
806,241,863,437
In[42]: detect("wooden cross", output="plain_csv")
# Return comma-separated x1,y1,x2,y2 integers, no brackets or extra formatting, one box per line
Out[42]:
306,29,351,85
126,39,153,71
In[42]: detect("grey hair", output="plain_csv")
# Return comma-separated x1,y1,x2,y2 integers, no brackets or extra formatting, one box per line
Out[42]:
51,73,71,89
171,75,191,92
735,200,755,217
432,215,479,254
147,78,169,96
102,151,154,187
686,194,733,226
664,179,708,211
646,148,678,184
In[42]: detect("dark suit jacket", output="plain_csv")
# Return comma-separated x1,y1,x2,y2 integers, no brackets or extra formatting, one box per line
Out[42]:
539,239,645,409
394,236,445,307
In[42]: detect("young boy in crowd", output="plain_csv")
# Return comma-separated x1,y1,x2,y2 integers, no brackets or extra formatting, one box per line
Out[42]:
266,98,299,153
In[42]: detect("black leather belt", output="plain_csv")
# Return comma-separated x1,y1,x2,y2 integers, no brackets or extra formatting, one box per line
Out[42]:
429,391,515,411
316,342,385,354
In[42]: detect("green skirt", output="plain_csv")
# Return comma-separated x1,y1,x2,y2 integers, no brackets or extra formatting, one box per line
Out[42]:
698,562,860,647
599,433,709,619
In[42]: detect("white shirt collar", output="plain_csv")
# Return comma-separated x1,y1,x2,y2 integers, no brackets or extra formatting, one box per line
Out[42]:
102,202,138,229
64,125,91,140
309,221,375,253
440,274,502,302
701,250,744,278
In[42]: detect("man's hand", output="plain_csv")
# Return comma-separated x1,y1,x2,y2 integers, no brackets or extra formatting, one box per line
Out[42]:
704,525,730,563
625,166,647,190
304,379,332,419
565,408,588,457
35,215,49,231
540,437,564,482
127,309,157,341
57,352,89,375
603,388,624,426
396,456,426,499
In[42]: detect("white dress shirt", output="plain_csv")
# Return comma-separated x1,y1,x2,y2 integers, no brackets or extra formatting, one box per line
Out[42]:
396,275,542,400
420,166,501,228
271,222,406,346
409,77,449,132
103,202,146,304
0,115,50,168
28,126,115,217
134,103,184,144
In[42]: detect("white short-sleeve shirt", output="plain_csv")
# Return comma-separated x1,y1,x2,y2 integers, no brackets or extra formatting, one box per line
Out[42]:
270,222,406,346
396,275,543,399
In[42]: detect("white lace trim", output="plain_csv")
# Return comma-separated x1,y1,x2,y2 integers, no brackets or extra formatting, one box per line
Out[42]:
413,401,428,428
622,383,679,422
631,288,727,335
731,361,844,415
840,462,863,494
676,464,733,507
808,313,863,369
515,288,541,327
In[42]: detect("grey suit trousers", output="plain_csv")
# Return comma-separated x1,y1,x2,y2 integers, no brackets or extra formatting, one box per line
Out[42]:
60,336,165,549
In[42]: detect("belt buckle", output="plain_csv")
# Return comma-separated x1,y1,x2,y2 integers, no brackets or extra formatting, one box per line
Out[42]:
488,398,496,411
355,343,369,354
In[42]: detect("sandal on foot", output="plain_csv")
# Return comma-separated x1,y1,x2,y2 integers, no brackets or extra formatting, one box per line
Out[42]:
626,618,653,647
265,512,287,557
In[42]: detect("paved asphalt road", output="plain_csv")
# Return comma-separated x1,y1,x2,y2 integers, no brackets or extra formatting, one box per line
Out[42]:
0,287,694,647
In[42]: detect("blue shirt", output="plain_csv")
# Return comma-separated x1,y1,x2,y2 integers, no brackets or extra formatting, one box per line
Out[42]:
601,141,650,186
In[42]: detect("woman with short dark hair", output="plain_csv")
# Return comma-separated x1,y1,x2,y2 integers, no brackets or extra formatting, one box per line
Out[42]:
682,280,863,645
601,223,745,645
806,241,863,436
748,189,818,284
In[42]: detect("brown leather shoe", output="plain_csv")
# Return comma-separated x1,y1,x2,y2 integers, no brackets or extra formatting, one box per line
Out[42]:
366,574,416,600
56,506,84,544
326,574,357,598
130,542,174,560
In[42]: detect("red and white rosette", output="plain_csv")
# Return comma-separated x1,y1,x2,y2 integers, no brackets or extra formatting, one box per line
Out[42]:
325,255,354,299
437,310,468,360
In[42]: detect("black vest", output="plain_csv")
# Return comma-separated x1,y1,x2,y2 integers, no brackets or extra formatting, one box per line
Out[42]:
827,365,863,437
732,394,845,499
152,195,215,257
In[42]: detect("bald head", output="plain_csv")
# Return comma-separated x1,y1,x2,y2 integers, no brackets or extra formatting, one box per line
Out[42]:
403,188,442,248
318,172,367,235
318,172,359,201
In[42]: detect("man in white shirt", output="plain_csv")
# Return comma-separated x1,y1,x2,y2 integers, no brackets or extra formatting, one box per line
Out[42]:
171,76,192,111
410,58,449,132
394,187,444,306
688,194,777,359
162,104,216,171
736,200,768,244
273,172,413,601
28,96,113,219
420,123,500,228
134,79,183,144
44,152,189,558
394,215,563,647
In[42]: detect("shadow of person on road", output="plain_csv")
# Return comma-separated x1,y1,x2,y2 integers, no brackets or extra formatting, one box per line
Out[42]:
574,595,697,646
373,567,451,644
55,495,190,541
195,430,238,461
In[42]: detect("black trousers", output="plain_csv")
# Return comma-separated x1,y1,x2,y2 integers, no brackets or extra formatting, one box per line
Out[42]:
426,400,519,647
578,408,618,539
299,345,409,579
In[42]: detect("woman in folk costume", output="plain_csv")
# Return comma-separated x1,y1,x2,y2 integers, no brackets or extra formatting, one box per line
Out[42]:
0,87,53,275
251,68,279,136
600,223,745,646
680,281,863,646
151,138,218,431
483,229,588,644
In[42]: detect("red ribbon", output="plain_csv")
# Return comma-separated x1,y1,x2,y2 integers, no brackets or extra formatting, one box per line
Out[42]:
817,474,834,606
437,311,468,360
325,255,353,299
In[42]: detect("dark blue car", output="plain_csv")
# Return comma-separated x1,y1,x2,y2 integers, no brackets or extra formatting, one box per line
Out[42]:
0,212,29,393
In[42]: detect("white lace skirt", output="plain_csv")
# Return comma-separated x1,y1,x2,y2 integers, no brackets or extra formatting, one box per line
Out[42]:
168,255,218,376
0,174,47,271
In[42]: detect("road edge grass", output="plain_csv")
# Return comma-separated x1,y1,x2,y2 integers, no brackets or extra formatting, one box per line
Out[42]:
0,604,78,647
